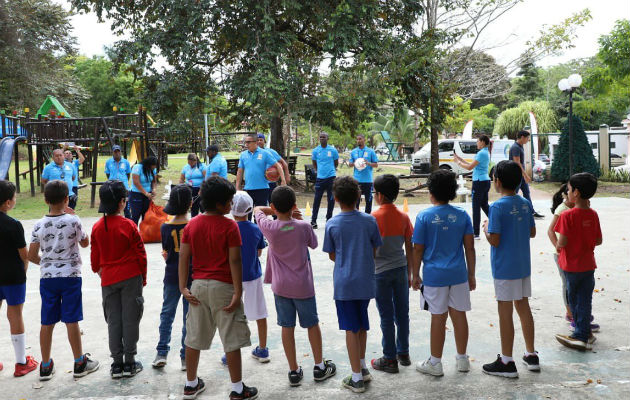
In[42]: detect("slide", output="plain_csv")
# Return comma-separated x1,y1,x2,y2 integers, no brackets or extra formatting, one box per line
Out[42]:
0,137,20,180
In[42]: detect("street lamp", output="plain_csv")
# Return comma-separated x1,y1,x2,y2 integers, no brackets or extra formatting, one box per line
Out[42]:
558,73,582,176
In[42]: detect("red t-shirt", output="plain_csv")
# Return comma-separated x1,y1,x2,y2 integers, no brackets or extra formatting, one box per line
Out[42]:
182,214,242,284
554,207,601,272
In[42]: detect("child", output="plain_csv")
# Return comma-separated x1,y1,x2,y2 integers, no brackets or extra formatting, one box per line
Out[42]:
28,181,99,380
370,174,413,373
91,180,147,379
224,191,270,365
554,173,602,351
323,176,383,393
482,160,538,378
411,170,476,376
153,184,193,370
178,177,258,400
0,180,38,377
254,186,336,387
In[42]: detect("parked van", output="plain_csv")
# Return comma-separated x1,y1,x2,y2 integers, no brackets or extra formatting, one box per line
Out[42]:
410,138,514,175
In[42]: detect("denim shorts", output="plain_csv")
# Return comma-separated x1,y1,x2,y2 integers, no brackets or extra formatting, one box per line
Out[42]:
335,299,370,333
40,277,83,325
274,295,319,328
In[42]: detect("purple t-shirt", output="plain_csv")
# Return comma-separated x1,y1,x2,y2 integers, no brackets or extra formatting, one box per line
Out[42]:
255,210,318,299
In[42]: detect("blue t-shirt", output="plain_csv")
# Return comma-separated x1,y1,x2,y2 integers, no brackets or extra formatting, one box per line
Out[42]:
411,204,473,287
323,210,383,300
160,222,192,287
487,195,535,280
71,160,80,188
238,147,277,190
472,147,490,181
42,161,75,189
131,164,156,193
312,145,339,179
181,163,205,188
105,157,132,190
350,147,378,183
206,153,228,179
237,220,267,282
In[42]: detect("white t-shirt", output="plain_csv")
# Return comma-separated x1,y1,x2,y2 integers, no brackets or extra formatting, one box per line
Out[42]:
31,214,87,279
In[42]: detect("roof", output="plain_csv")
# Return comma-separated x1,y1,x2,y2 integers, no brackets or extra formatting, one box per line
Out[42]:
36,95,72,118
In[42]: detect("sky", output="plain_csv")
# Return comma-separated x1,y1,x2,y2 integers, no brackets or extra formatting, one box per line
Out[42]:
62,0,630,68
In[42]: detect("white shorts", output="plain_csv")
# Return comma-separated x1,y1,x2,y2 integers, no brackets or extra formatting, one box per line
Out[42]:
243,277,268,321
493,276,531,302
422,282,471,315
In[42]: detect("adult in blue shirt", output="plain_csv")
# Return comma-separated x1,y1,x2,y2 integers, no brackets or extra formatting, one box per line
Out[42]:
180,153,205,217
236,133,285,219
204,144,228,180
129,156,157,225
105,145,132,218
41,149,76,205
256,133,289,204
509,130,544,219
454,134,491,237
349,134,379,214
310,132,339,229
63,146,85,210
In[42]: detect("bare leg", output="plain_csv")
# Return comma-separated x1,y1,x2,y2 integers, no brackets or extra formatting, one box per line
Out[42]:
307,324,323,365
40,324,55,363
345,331,361,373
66,322,83,359
282,327,298,371
7,304,25,334
185,347,200,382
256,318,267,349
448,308,469,355
225,349,242,383
514,298,535,353
430,312,448,358
497,301,514,357
358,329,367,361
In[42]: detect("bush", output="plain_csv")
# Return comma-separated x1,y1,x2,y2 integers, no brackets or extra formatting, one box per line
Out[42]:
600,168,630,183
551,115,600,181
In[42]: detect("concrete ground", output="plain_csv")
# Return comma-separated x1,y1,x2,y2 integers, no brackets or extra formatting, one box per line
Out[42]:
1,197,629,400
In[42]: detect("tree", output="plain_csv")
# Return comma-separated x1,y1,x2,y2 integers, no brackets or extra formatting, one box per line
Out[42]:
493,100,557,138
444,98,499,134
597,19,630,80
370,108,418,145
551,115,599,181
507,58,543,107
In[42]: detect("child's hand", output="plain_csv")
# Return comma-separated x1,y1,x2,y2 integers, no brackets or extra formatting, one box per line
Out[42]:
181,288,200,306
482,220,488,234
292,209,303,220
65,206,75,215
161,250,168,261
468,275,476,291
411,275,422,291
222,293,240,313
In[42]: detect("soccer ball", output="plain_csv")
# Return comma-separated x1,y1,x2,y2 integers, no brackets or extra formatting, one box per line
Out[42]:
354,157,367,171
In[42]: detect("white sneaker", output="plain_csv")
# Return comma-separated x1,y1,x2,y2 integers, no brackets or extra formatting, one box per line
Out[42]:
416,358,444,376
456,355,470,372
152,354,167,368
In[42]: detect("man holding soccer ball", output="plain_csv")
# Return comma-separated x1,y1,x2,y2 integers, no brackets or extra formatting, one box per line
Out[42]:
349,134,379,213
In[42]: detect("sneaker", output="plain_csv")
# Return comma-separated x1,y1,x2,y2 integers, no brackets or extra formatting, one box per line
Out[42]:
416,358,443,377
310,221,318,229
371,357,399,373
588,335,597,345
14,355,38,377
39,359,55,381
397,354,411,366
221,354,228,367
555,334,590,351
342,375,365,393
183,377,206,400
251,346,270,363
110,363,123,379
361,367,372,382
229,383,259,400
521,352,540,372
474,235,481,240
288,368,303,386
152,353,167,368
533,211,544,219
74,354,100,378
456,355,470,372
123,361,143,377
181,358,187,371
313,360,336,382
482,355,518,378
569,321,600,333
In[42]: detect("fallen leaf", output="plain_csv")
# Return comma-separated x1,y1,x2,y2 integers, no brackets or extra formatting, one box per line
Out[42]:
597,379,602,384
32,382,43,389
489,323,494,327
587,379,593,384
594,289,599,293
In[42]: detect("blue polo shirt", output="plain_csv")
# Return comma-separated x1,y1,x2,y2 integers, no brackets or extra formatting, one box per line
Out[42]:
350,146,378,183
71,159,80,188
42,161,75,189
263,147,282,162
472,147,490,181
181,163,205,188
311,145,339,179
487,195,535,280
104,157,132,190
238,147,277,190
206,153,228,179
131,164,156,193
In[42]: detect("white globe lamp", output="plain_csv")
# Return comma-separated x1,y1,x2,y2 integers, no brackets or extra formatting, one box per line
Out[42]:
568,73,582,88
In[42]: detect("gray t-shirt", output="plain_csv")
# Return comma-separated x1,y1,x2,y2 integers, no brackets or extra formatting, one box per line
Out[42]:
31,214,87,279
509,142,525,167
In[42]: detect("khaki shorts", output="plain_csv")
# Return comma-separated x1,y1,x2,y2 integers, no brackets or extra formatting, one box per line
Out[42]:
184,279,251,353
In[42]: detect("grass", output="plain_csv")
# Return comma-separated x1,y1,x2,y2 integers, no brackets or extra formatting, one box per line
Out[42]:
533,180,630,199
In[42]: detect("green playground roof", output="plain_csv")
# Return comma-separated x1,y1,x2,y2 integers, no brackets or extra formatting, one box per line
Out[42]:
36,95,72,118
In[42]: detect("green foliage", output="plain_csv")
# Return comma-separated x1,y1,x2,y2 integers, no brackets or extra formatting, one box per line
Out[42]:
507,59,543,107
550,115,599,181
493,101,557,138
600,168,630,183
444,97,499,134
597,19,630,79
370,108,418,145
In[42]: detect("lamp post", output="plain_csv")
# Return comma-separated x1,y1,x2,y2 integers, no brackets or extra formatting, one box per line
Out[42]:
558,73,582,176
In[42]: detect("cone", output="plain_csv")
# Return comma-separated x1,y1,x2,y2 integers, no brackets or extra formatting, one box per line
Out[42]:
305,201,312,217
403,198,409,213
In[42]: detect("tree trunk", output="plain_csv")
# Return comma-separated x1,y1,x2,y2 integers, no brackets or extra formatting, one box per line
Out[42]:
270,115,285,156
430,94,439,171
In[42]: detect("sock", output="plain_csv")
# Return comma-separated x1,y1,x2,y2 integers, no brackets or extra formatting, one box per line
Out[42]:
456,353,468,360
351,372,363,383
186,377,198,388
315,361,325,370
524,351,537,357
360,358,367,369
75,355,84,363
430,356,441,366
11,333,26,364
231,381,244,394
500,354,513,364
42,359,52,368
291,366,302,374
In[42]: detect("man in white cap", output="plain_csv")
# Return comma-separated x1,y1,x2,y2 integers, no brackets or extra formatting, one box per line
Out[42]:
349,134,379,214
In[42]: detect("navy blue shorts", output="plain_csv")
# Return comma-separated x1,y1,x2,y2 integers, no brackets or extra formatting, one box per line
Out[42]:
0,284,26,306
40,277,83,325
335,299,370,333
274,295,319,328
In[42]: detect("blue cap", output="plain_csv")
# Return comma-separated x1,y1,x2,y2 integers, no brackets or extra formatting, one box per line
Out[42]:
257,133,266,140
112,145,121,151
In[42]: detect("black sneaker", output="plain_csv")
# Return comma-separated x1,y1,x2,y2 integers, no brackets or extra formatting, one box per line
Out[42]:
397,354,411,366
313,360,336,382
533,211,544,219
310,221,318,229
183,377,206,400
371,357,399,373
74,354,100,378
482,355,518,378
123,361,143,377
110,363,123,379
39,359,55,381
522,352,540,372
288,368,303,386
342,375,365,393
229,383,259,400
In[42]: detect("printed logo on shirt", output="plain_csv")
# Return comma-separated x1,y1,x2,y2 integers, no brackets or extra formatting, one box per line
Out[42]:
448,214,457,223
327,151,332,157
510,205,519,216
363,151,368,157
279,225,295,231
431,214,443,224
257,153,263,160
